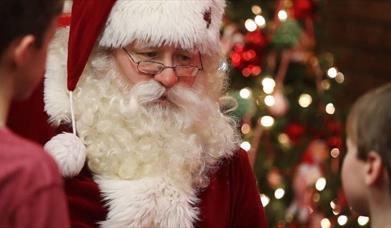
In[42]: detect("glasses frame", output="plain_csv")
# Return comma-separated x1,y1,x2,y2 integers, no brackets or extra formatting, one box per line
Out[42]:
122,48,204,77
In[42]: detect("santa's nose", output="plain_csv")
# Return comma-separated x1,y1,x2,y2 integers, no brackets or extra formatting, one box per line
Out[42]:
154,68,178,88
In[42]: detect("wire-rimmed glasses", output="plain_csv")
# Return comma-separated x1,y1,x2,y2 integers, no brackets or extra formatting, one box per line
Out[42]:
122,48,203,77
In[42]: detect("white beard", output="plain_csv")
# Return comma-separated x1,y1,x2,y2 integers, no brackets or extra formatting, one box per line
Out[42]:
72,53,240,227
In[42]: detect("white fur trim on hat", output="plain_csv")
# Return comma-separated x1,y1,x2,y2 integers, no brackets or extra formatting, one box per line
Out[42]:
44,132,86,177
44,28,71,126
99,0,225,54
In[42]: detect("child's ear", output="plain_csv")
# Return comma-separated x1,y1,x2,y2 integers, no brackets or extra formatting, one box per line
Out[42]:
13,35,35,66
364,150,383,186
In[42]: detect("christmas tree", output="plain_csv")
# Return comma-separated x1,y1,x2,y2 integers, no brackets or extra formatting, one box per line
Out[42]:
223,0,370,227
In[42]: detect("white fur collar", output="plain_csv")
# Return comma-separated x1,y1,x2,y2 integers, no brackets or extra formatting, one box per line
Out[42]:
95,175,200,228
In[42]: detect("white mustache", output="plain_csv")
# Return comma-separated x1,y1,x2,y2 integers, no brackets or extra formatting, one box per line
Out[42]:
130,80,201,108
130,80,166,104
120,80,216,126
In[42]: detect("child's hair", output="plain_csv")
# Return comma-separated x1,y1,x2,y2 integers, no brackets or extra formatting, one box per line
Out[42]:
347,82,391,172
0,0,63,55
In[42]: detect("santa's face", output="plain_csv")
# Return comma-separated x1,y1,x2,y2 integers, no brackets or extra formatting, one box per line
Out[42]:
73,46,238,186
113,43,202,99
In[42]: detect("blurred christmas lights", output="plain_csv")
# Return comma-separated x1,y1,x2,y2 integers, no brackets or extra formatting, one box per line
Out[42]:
274,188,285,199
277,10,288,21
321,80,331,90
264,95,275,107
325,103,335,115
239,88,252,99
255,15,266,28
357,216,369,226
336,72,345,84
327,67,338,78
298,93,312,108
242,50,256,61
338,215,348,226
245,19,257,32
240,141,251,152
278,133,291,147
262,77,276,94
330,200,336,210
260,194,270,207
226,2,347,227
330,148,340,158
320,218,331,228
241,123,251,135
260,116,275,128
251,5,262,15
315,177,326,191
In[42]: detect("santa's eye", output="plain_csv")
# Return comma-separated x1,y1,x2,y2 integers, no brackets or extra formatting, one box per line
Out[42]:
175,54,193,65
135,51,158,59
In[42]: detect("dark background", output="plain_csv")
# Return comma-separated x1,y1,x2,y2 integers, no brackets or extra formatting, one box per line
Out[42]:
321,0,391,105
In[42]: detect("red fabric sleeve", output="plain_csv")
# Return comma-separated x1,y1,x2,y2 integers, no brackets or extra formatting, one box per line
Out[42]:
13,186,70,228
230,150,268,228
197,149,268,228
7,81,56,145
64,168,108,228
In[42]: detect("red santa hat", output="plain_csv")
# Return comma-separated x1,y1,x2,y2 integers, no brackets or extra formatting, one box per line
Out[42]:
44,0,226,177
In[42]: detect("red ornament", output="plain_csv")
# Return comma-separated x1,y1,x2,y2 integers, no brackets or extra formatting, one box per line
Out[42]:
233,43,245,52
242,50,256,61
228,30,267,77
229,41,263,77
245,30,268,48
292,0,314,20
285,122,306,143
326,119,342,134
241,67,252,77
251,65,262,75
230,52,242,67
327,136,342,149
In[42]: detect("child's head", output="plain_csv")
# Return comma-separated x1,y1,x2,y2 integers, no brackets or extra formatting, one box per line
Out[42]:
0,0,63,100
342,83,391,215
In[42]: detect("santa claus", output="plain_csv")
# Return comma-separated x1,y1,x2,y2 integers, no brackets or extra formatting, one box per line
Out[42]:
43,0,268,227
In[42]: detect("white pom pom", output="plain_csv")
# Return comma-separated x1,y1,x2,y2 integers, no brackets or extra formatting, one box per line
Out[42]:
44,132,86,178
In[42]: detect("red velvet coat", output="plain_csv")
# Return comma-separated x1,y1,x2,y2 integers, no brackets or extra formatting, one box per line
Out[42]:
7,82,56,145
66,150,268,228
